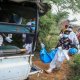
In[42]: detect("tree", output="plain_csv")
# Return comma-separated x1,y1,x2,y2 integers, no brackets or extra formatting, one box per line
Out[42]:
70,18,77,22
53,11,69,25
51,0,80,13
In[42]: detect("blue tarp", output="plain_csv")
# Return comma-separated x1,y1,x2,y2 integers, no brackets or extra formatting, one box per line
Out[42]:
0,23,30,33
39,47,58,63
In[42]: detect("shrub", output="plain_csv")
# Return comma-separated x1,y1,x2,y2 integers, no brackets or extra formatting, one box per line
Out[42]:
69,54,80,80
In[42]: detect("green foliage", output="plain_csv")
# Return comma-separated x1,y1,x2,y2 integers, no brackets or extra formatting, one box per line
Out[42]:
4,34,24,48
51,0,80,13
53,11,69,25
39,10,54,38
22,18,29,24
73,54,80,65
36,10,57,52
70,18,78,22
11,34,24,48
50,25,63,35
68,54,80,80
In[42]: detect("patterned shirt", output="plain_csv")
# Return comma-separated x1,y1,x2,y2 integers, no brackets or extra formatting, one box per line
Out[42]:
57,38,75,50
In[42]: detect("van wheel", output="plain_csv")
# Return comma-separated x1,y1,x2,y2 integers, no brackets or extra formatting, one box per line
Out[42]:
26,77,31,80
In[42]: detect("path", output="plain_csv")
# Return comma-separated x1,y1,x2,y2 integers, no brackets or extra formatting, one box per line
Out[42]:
29,55,74,80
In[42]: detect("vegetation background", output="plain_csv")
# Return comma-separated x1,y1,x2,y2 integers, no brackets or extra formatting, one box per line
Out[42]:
3,0,80,80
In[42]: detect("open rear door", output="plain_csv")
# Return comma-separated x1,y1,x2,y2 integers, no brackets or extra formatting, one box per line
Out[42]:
29,63,43,76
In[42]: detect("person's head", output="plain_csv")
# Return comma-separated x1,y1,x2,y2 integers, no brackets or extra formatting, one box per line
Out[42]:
14,15,22,24
65,25,68,29
31,22,35,27
68,25,73,32
64,30,70,35
69,25,73,29
62,30,69,40
31,22,35,32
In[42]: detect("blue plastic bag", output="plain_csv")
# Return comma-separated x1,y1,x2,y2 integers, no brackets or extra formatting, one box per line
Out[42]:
48,48,58,60
69,48,78,55
39,47,51,63
39,47,58,63
69,45,78,55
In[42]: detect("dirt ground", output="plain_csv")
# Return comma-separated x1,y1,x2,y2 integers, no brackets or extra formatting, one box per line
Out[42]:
29,54,74,80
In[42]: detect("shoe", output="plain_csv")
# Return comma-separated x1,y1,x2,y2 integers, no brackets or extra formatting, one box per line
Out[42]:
45,69,52,74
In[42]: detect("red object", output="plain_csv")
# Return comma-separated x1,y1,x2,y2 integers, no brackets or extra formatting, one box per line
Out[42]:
62,28,68,33
77,32,80,38
77,32,80,44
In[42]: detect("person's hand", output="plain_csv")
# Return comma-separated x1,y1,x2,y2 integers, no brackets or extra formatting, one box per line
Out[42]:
41,43,45,48
22,39,25,42
58,47,62,50
51,48,55,51
5,37,13,43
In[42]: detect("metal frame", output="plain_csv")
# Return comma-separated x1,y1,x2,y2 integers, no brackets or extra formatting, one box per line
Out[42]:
0,8,39,54
32,8,39,54
0,22,34,34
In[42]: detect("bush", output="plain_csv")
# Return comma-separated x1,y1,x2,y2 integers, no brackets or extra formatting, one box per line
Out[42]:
50,25,63,35
36,34,59,52
69,54,80,80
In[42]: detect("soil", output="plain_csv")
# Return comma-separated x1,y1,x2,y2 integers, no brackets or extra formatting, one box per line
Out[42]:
29,53,74,80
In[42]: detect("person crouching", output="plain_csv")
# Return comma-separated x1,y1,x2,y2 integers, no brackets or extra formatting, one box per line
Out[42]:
45,30,78,74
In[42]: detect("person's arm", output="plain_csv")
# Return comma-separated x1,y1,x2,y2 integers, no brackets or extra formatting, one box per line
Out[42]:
1,33,13,43
58,31,62,36
58,29,63,36
70,39,78,50
37,38,42,44
1,33,6,38
55,44,58,49
37,38,45,48
55,39,62,48
72,45,78,50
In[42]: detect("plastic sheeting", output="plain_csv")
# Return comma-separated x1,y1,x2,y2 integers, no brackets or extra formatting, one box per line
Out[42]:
69,48,78,55
39,47,58,63
0,23,30,33
0,46,20,50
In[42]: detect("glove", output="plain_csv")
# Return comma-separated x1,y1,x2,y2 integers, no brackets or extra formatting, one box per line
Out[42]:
58,47,62,50
59,34,62,37
41,43,45,48
51,48,55,51
5,37,13,43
